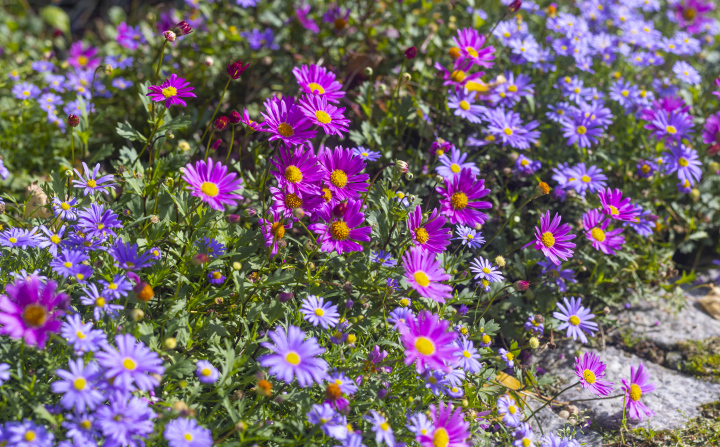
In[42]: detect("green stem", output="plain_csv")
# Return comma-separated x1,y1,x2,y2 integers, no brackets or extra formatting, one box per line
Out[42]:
225,126,236,164
199,78,232,152
205,130,216,161
70,128,75,168
524,381,579,423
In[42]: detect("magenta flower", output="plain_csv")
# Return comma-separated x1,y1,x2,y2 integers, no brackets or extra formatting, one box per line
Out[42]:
437,168,492,226
318,146,369,201
418,402,470,447
261,96,317,147
67,42,100,69
452,28,495,68
582,209,625,255
259,210,292,258
307,199,371,255
182,158,244,211
298,94,349,137
292,64,345,103
621,363,657,420
402,248,453,303
597,188,638,222
0,277,69,349
525,211,576,266
295,3,320,33
673,0,714,33
574,351,613,396
408,206,450,254
702,113,720,145
399,310,457,373
434,59,485,90
270,146,324,196
147,74,196,107
240,109,265,131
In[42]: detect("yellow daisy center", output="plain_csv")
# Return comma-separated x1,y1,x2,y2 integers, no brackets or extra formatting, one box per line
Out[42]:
51,235,61,244
433,428,450,447
162,86,178,98
414,271,430,287
581,175,591,183
451,192,468,210
540,231,555,248
315,110,332,124
629,384,642,401
86,180,97,188
666,125,677,134
504,127,513,136
277,123,295,137
380,422,390,431
321,187,332,203
450,70,466,82
123,358,137,370
24,431,36,442
330,221,350,240
591,228,606,242
8,237,17,244
583,369,596,384
482,334,491,344
285,193,303,209
330,170,348,188
201,368,212,376
465,46,478,58
608,205,619,215
463,350,471,358
314,308,324,317
271,222,285,239
678,157,688,167
577,126,587,135
81,420,91,430
508,405,517,415
184,433,194,441
641,164,651,174
307,82,325,94
569,315,581,326
415,227,429,244
77,56,88,66
482,267,491,274
414,336,435,355
77,330,86,339
450,163,461,173
200,182,219,197
61,202,71,210
286,351,300,365
74,378,87,390
212,271,223,280
459,100,470,111
22,304,48,327
521,159,529,167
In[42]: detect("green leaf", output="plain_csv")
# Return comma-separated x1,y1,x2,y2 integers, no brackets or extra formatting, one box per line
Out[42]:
89,144,115,164
117,121,147,143
158,114,192,132
40,6,70,35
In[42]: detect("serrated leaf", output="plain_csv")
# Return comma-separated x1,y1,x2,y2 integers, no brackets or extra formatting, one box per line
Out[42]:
116,121,147,143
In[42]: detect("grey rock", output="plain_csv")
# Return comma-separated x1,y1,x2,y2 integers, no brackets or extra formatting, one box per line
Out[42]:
664,351,683,371
533,342,720,431
617,297,720,348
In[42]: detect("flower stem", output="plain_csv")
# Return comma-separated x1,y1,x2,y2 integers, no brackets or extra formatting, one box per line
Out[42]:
485,194,538,247
205,130,216,162
199,78,232,151
225,125,236,164
523,381,580,423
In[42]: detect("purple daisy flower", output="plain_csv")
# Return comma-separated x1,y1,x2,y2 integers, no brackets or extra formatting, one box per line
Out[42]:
621,363,657,420
511,423,534,447
72,162,116,196
482,107,540,150
196,237,226,257
497,395,521,427
207,270,226,285
561,114,603,148
434,59,485,90
447,88,486,123
164,418,214,447
664,144,702,186
147,74,196,107
437,168,492,227
116,22,146,50
624,204,656,237
408,206,450,254
452,338,482,373
403,247,453,303
370,250,397,267
524,315,544,335
182,158,244,211
258,325,328,388
96,333,164,392
644,109,693,144
598,188,638,222
270,145,324,196
388,307,414,329
37,225,66,257
436,147,479,180
95,396,155,445
77,203,122,239
300,295,340,329
51,359,104,412
298,94,349,137
499,347,516,368
514,155,541,176
292,64,345,103
672,0,714,34
99,274,132,299
469,257,503,284
50,250,89,277
318,146,369,201
490,72,534,106
553,296,598,343
418,403,470,447
364,411,395,447
702,113,720,145
0,277,68,349
453,225,485,249
6,421,55,446
308,199,371,255
259,210,292,258
672,61,701,85
52,197,78,221
262,96,317,147
109,239,155,270
67,42,100,69
453,27,495,68
582,209,625,255
195,360,219,384
80,284,123,320
352,146,381,161
575,351,613,396
525,211,576,266
636,159,658,178
399,310,457,373
242,28,279,50
60,314,105,353
564,163,607,197
609,79,638,108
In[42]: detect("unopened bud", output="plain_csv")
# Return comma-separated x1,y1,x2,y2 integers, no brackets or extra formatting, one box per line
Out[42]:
395,160,409,173
435,175,445,183
690,188,700,201
130,308,144,321
165,130,175,140
245,208,257,217
232,261,242,270
346,333,357,344
292,207,305,219
333,202,348,218
164,337,177,349
214,116,229,131
405,46,417,60
494,256,506,267
536,181,550,196
405,172,414,181
104,64,113,75
276,239,287,248
474,223,482,231
204,56,214,67
529,337,540,349
278,292,294,303
402,72,411,83
68,114,79,127
229,110,241,124
226,214,241,224
343,281,353,294
509,0,522,12
165,177,174,187
514,280,530,291
364,67,373,76
163,30,177,42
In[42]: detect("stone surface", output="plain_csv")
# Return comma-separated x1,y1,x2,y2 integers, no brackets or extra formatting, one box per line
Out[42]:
532,342,720,431
617,295,720,348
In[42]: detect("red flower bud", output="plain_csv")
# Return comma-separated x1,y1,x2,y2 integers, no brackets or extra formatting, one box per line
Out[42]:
214,116,229,131
514,280,530,291
707,143,719,156
193,253,210,265
68,114,79,127
333,202,348,218
211,139,222,150
229,110,241,124
405,46,417,60
173,21,193,36
227,60,250,80
226,214,241,224
509,0,522,12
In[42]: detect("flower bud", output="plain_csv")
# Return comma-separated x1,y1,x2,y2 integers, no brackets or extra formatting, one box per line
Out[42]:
226,214,241,224
343,281,353,294
257,379,272,396
690,188,700,201
395,160,409,173
364,67,374,76
276,239,287,249
707,143,720,156
474,223,482,231
529,337,540,349
402,72,411,83
214,116,229,131
193,253,210,265
346,333,357,344
134,283,154,302
435,174,445,183
163,30,177,42
204,56,213,67
165,130,175,140
509,0,522,12
304,240,316,251
514,280,530,291
173,20,193,36
178,140,191,152
449,47,461,60
245,208,257,217
164,337,178,349
104,64,113,75
130,308,144,321
232,261,242,270
709,161,720,172
227,60,250,80
292,207,305,219
405,46,417,60
494,256,506,267
536,181,550,196
278,292,294,302
534,314,544,323
68,114,79,127
325,383,342,401
229,110,241,124
333,202,348,218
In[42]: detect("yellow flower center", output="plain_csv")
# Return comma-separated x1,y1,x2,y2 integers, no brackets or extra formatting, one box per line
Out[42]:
97,223,105,230
414,271,430,287
77,56,88,66
504,127,513,136
201,368,212,376
123,358,137,370
76,273,85,281
24,431,36,442
414,336,435,355
86,179,97,188
330,170,348,188
508,405,517,414
451,192,468,210
315,110,332,124
61,202,71,210
463,350,471,358
362,152,369,157
482,267,491,274
683,8,696,20
314,308,324,317
414,227,430,244
329,221,350,240
505,352,514,361
521,159,529,167
629,383,642,401
450,70,466,82
433,428,450,447
22,304,47,327
286,351,300,365
666,125,677,135
621,90,629,97
466,46,478,58
581,175,592,183
523,439,531,447
540,231,555,248
285,193,303,209
380,422,390,431
212,271,223,280
277,123,295,137
583,369,596,384
64,262,73,268
307,82,325,94
162,86,178,98
459,100,470,111
108,283,118,290
184,433,194,441
321,187,332,202
577,126,587,135
51,235,61,244
591,228,606,242
271,222,285,239
74,378,87,390
678,157,688,167
284,165,303,184
608,205,619,215
641,164,651,174
81,420,92,430
450,163,461,173
8,237,17,244
200,182,219,197
77,330,86,339
482,334,491,344
569,315,581,326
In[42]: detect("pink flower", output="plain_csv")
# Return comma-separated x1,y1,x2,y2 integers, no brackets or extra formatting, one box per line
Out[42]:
147,74,197,108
